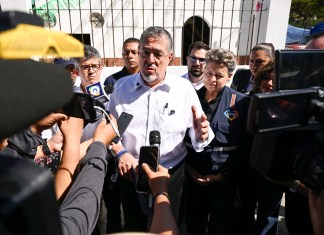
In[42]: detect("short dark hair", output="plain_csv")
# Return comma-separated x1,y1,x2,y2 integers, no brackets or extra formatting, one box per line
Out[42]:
77,45,101,63
123,37,140,47
251,43,275,60
140,26,173,52
187,41,210,55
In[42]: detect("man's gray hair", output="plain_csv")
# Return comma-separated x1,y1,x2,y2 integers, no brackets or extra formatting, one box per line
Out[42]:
205,48,236,73
140,26,173,52
77,45,101,63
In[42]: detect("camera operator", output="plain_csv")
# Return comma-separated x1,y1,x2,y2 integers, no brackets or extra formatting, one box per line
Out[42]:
282,25,324,235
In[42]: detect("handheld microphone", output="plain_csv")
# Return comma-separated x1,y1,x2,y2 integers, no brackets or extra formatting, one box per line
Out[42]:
149,130,161,164
149,130,161,146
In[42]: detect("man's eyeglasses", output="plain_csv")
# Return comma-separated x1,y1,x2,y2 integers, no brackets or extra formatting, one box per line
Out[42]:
139,49,170,64
189,56,206,64
80,64,101,71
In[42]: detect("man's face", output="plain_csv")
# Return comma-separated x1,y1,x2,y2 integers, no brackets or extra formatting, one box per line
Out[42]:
65,64,78,83
186,48,208,78
139,36,173,87
78,57,102,88
122,42,140,71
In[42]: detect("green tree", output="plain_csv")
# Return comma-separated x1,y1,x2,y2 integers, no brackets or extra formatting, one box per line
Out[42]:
289,0,324,28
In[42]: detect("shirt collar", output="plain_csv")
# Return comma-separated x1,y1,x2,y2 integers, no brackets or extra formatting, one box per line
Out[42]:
132,72,171,92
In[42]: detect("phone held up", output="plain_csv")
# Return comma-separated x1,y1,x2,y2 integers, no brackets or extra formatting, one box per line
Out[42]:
136,146,160,193
61,93,98,123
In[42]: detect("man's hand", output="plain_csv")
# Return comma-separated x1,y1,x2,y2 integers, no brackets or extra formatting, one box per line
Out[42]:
192,105,209,142
142,164,169,196
118,153,138,181
31,113,68,134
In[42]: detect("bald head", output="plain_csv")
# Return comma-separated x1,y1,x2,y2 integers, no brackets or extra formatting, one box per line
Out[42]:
305,34,324,49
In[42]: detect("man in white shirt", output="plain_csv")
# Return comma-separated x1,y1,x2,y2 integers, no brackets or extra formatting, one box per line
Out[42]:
107,26,214,231
182,41,210,90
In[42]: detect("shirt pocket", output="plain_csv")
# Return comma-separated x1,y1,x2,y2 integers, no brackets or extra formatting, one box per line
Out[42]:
214,122,240,144
158,108,187,133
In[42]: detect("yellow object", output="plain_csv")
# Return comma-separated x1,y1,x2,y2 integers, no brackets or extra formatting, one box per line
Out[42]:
0,24,84,59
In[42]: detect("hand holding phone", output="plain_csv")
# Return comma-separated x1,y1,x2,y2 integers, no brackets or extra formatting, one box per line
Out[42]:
136,146,160,193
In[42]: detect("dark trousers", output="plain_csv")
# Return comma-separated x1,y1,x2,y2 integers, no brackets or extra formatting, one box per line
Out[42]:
184,173,237,235
102,158,122,233
119,161,185,232
233,168,283,235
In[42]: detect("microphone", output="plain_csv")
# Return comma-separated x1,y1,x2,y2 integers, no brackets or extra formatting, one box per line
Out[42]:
149,130,161,146
149,130,161,165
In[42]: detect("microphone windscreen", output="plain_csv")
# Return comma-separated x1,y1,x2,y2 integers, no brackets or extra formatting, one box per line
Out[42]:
149,130,161,145
0,60,73,139
104,84,114,94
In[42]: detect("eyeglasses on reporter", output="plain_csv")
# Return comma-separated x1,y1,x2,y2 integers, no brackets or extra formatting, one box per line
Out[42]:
188,56,206,64
80,64,101,71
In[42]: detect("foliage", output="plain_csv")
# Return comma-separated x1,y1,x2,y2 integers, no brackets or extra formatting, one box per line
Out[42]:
289,0,324,28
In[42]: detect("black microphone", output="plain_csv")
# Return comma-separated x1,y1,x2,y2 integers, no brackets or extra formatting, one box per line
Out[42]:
149,130,161,146
149,130,161,166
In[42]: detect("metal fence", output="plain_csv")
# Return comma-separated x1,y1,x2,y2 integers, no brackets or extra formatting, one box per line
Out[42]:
29,0,268,65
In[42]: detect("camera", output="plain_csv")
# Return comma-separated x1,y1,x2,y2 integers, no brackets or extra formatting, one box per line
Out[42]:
247,50,324,192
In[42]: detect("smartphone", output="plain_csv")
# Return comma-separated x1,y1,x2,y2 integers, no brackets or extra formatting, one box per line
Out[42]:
61,93,98,122
112,112,133,144
136,146,160,193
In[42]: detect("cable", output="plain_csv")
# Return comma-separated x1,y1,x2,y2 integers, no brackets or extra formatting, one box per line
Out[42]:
93,106,120,137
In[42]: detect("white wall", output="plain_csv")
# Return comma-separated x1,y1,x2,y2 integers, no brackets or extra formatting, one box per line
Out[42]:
0,0,29,12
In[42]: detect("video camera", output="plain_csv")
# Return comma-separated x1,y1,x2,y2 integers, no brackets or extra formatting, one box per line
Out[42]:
247,49,324,192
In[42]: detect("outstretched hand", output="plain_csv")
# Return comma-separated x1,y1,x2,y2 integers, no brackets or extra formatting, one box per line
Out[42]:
192,105,209,142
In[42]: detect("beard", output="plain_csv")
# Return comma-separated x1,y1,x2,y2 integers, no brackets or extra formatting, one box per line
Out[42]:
141,73,159,84
189,68,203,77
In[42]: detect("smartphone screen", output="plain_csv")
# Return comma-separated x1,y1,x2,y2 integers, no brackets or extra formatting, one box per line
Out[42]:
61,93,98,122
136,146,159,193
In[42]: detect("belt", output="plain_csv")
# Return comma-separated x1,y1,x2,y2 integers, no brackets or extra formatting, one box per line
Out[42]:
205,146,238,152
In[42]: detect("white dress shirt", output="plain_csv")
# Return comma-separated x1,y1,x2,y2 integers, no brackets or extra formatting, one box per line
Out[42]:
107,72,214,168
182,73,205,90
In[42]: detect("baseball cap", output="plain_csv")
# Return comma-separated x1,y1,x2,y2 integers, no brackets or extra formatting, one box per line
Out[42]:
310,22,324,37
54,58,78,68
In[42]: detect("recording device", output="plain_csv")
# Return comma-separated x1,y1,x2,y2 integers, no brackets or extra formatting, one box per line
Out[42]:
61,92,99,123
248,86,324,191
112,112,133,144
275,49,324,91
136,131,161,193
85,82,111,103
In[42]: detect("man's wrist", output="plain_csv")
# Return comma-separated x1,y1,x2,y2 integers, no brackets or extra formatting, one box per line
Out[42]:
116,149,128,160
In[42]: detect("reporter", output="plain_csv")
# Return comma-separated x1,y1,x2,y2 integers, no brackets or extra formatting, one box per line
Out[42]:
59,117,118,235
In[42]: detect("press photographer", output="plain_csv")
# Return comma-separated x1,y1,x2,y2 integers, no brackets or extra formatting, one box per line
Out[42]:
248,48,324,235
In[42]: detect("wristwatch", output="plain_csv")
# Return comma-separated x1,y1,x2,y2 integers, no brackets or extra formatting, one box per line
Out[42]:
41,140,52,156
